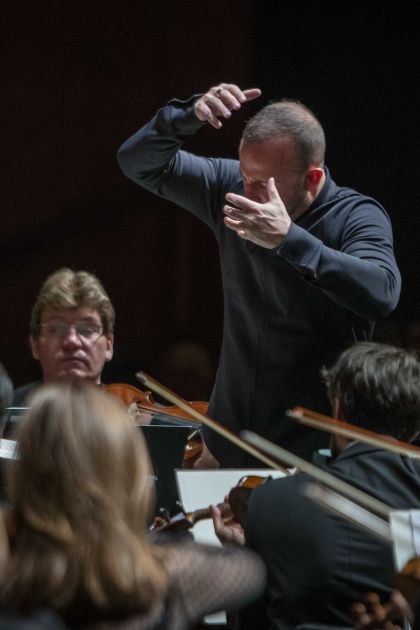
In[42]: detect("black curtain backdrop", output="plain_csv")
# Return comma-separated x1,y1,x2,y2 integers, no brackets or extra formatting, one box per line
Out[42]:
1,1,419,393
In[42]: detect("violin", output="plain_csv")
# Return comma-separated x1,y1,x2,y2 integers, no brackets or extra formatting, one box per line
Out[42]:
152,474,270,533
104,382,208,419
151,501,231,533
103,382,208,468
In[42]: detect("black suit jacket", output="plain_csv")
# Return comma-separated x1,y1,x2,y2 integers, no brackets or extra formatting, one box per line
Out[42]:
238,444,420,630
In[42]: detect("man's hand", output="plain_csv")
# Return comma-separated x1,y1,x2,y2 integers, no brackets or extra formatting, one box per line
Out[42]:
194,83,261,129
352,591,411,630
224,177,292,248
210,502,245,546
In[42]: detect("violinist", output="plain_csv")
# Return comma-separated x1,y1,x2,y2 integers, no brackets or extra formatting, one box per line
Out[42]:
8,268,115,412
6,268,217,468
211,342,420,630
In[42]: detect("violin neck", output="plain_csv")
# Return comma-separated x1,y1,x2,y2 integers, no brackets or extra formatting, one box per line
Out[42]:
188,502,231,526
188,507,211,524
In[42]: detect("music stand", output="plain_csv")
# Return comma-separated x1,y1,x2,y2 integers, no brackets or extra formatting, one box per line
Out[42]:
138,424,191,516
3,407,29,439
0,438,18,503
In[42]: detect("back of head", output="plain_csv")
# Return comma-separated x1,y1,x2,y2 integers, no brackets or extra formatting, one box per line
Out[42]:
30,268,115,337
11,381,153,530
242,99,326,169
322,341,420,441
2,381,167,614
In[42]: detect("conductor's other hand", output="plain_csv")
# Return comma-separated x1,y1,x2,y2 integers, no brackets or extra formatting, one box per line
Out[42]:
224,177,291,248
194,83,261,129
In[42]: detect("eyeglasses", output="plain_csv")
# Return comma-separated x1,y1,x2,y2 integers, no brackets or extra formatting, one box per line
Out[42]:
40,322,104,342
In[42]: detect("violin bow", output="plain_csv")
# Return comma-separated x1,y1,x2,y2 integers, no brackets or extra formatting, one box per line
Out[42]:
135,371,290,475
240,430,391,518
287,407,420,459
302,482,393,544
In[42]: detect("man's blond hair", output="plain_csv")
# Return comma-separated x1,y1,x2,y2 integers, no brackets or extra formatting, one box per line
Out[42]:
30,268,115,336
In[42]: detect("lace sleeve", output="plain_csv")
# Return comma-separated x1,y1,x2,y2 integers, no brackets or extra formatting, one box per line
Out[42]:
164,541,266,626
79,541,266,630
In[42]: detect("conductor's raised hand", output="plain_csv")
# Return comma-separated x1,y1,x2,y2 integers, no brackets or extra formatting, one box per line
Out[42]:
224,177,292,248
194,83,261,129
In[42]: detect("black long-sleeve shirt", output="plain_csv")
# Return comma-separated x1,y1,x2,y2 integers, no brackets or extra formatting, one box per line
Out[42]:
117,95,401,465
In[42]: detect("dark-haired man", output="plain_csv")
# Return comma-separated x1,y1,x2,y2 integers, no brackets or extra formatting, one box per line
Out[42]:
212,342,420,629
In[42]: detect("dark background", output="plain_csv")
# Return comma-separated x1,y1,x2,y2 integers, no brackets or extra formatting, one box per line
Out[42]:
2,1,419,395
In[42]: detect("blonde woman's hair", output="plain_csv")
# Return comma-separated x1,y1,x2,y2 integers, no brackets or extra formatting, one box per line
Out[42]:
0,381,168,613
30,268,115,336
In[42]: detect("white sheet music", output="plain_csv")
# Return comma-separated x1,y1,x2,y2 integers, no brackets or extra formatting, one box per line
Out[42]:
0,439,17,460
389,510,420,571
176,468,285,545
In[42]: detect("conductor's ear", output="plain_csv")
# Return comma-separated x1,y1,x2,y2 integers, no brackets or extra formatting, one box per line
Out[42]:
305,167,324,191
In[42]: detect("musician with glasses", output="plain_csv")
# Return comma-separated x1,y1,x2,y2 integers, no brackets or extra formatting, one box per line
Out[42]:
8,267,114,413
6,268,218,469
